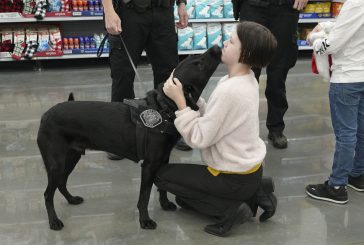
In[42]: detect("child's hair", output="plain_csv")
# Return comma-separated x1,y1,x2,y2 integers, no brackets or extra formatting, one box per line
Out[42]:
236,21,277,68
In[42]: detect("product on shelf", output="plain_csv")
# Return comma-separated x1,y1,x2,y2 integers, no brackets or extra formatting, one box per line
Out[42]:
192,23,207,50
223,0,233,18
72,0,102,12
297,27,313,46
300,1,332,18
174,0,233,20
61,0,70,12
0,0,23,13
0,28,14,52
62,33,108,54
222,22,236,42
210,0,223,19
195,0,210,19
48,0,62,12
22,0,36,14
0,25,63,59
178,26,194,50
11,27,25,60
207,22,222,48
186,0,195,19
34,0,48,20
331,0,344,17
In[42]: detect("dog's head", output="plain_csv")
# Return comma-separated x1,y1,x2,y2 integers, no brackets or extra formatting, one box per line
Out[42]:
157,45,221,111
173,45,222,110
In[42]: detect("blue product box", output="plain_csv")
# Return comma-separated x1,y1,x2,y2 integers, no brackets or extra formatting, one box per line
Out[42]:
192,23,207,50
210,0,223,18
222,23,236,42
178,27,194,50
299,12,332,19
195,0,210,19
223,0,233,18
297,40,309,46
186,0,196,19
207,23,222,48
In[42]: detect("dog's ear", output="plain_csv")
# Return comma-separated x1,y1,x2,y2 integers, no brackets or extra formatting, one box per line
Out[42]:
68,93,75,101
185,91,199,111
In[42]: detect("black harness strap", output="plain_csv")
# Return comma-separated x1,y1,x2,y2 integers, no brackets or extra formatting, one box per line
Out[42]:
124,98,179,161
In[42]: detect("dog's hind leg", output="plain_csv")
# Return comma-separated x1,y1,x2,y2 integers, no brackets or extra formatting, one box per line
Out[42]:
38,134,68,230
58,149,84,205
158,188,177,211
39,150,65,230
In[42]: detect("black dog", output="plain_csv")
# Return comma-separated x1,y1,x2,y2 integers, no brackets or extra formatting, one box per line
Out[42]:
37,46,222,230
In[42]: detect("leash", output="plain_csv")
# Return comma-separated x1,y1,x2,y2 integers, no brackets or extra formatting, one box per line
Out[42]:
97,33,143,84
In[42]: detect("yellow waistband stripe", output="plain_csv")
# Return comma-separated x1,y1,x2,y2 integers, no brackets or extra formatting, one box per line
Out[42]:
207,162,262,177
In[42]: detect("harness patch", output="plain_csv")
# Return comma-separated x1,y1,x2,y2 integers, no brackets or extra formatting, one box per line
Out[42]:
140,109,163,128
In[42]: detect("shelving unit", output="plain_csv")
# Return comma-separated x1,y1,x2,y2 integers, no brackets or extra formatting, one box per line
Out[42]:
0,16,336,23
0,1,337,61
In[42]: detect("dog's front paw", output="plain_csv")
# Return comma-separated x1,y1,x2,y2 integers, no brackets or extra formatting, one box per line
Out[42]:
161,201,177,211
140,219,157,229
68,196,84,205
49,218,64,230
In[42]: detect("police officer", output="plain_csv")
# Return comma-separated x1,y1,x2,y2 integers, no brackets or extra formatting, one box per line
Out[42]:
102,0,190,160
233,0,308,149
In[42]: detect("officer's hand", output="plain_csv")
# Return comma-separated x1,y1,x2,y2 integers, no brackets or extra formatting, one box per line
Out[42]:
293,0,308,11
176,3,188,29
105,10,122,35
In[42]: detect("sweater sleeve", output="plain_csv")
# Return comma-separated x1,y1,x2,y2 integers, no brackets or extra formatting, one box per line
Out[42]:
174,90,233,149
314,1,364,55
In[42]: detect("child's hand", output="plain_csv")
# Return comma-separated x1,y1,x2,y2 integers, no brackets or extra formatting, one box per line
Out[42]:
163,74,187,110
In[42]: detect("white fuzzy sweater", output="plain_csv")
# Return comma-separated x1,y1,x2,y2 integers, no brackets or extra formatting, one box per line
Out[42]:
174,71,266,173
313,0,364,83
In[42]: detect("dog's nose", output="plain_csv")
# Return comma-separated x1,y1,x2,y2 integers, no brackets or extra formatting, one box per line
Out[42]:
209,45,222,59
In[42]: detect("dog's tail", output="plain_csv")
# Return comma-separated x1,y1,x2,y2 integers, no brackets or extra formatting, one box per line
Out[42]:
68,93,75,101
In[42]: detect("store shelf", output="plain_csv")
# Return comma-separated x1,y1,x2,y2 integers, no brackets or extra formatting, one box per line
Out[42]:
0,46,315,61
0,16,104,22
298,18,335,23
1,16,336,24
299,46,313,50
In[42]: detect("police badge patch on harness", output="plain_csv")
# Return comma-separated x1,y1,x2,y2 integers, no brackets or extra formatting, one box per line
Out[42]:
140,109,163,128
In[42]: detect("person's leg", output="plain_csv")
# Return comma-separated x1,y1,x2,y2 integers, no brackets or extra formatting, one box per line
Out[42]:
109,6,151,102
155,163,261,236
155,164,261,216
145,6,178,89
107,7,151,160
238,1,269,82
265,5,299,148
145,7,192,151
329,83,360,186
348,84,364,191
306,83,361,203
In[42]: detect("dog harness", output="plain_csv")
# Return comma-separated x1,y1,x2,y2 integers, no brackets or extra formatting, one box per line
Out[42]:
124,98,179,161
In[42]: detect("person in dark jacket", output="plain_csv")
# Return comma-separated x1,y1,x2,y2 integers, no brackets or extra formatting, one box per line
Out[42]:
102,0,191,160
232,0,308,149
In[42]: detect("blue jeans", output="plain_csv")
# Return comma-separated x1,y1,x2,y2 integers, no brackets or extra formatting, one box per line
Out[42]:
328,82,364,186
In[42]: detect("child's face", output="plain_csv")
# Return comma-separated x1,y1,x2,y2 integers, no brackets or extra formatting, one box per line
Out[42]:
221,31,242,66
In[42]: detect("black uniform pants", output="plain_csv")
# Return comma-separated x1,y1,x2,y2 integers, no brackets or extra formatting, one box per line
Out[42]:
239,2,299,133
155,164,262,218
108,4,178,102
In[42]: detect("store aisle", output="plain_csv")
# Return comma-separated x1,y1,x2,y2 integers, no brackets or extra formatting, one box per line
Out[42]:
0,59,363,245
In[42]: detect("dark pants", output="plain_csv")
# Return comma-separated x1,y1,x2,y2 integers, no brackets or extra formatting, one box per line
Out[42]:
155,164,262,218
108,4,178,102
239,2,299,133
